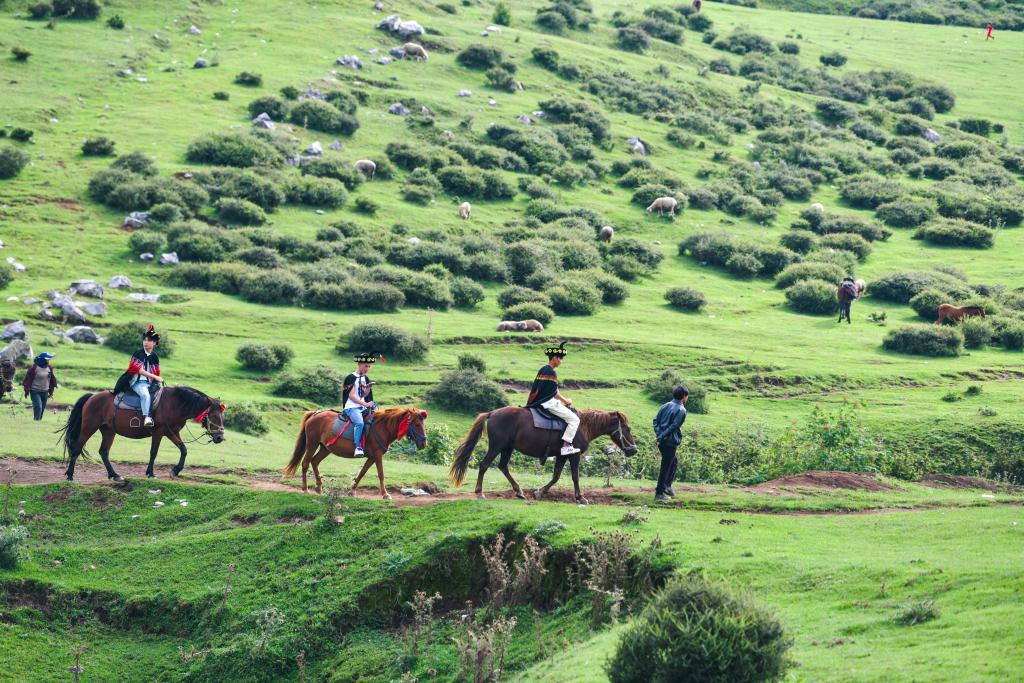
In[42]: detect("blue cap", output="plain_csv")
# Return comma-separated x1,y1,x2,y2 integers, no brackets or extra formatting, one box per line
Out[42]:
37,352,54,360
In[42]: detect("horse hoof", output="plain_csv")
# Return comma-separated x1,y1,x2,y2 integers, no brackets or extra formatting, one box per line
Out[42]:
171,467,182,477
532,489,544,500
146,472,154,479
382,493,392,501
65,474,74,482
515,491,527,500
577,497,589,506
477,493,487,500
109,475,124,483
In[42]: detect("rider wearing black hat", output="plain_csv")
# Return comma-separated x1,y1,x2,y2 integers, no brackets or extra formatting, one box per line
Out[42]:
113,324,163,427
343,352,381,456
526,342,580,456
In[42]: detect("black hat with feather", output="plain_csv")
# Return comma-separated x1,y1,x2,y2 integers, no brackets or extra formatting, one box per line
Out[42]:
545,341,568,359
142,324,160,344
354,352,384,364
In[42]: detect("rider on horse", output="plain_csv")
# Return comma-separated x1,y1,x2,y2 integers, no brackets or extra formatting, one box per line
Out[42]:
113,324,163,427
343,353,380,456
526,342,580,456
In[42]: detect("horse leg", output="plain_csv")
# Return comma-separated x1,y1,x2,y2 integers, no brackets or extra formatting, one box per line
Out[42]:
474,445,502,499
146,434,163,478
374,454,391,500
351,456,374,494
97,427,123,482
66,414,102,481
570,454,587,505
497,449,526,500
310,445,329,494
534,456,568,500
166,430,188,477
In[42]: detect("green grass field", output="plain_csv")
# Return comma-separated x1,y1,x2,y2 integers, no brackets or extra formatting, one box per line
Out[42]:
1,0,1023,679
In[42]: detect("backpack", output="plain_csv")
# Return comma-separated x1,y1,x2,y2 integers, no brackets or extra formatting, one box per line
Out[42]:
841,282,858,300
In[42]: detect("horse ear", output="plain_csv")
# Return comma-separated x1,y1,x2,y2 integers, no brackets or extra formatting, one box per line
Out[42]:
221,403,227,412
419,410,428,419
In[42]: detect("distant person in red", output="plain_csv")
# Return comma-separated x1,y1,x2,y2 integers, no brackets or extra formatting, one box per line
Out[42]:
986,23,994,40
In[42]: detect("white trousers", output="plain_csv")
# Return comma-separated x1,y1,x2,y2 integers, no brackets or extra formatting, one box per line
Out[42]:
541,398,580,443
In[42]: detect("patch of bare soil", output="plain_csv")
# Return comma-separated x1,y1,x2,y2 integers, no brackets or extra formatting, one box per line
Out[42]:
918,474,1011,493
751,471,896,492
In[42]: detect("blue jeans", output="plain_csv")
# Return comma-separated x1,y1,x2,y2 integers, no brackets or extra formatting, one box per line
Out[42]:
345,407,365,449
30,391,48,420
134,380,152,417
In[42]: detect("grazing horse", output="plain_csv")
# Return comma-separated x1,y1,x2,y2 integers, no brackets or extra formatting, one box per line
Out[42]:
937,304,985,325
58,387,226,481
449,407,638,505
0,358,14,403
283,406,428,497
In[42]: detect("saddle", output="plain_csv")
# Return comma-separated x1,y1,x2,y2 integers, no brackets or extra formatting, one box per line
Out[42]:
326,408,373,447
113,385,164,413
529,406,567,431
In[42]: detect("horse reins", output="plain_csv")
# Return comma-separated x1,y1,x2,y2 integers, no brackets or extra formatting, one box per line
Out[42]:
613,416,636,452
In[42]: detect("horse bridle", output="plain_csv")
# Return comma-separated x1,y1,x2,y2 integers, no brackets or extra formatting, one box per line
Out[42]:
369,413,428,452
613,416,636,451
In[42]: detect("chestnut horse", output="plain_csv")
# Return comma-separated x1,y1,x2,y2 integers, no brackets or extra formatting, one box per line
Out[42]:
449,407,638,505
58,386,226,481
937,304,985,325
283,406,428,498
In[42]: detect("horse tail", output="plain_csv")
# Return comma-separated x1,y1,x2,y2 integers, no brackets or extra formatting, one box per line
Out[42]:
283,411,317,477
450,411,490,487
57,393,93,461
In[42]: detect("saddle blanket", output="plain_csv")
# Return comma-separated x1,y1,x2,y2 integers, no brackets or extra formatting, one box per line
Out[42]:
113,387,163,412
530,407,566,431
326,409,373,446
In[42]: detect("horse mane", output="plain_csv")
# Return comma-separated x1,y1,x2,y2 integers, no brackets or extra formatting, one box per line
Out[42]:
962,305,984,313
579,409,622,434
173,386,212,418
374,405,422,422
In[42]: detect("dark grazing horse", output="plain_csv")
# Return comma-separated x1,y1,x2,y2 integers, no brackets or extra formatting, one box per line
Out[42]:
283,406,429,497
449,407,638,505
58,386,226,481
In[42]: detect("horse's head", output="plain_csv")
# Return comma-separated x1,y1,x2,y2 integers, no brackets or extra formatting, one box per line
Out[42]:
403,409,429,450
609,411,637,457
196,398,227,444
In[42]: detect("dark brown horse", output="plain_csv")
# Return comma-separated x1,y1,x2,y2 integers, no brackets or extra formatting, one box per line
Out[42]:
0,358,14,403
449,407,638,505
937,304,985,325
282,406,428,498
58,387,226,481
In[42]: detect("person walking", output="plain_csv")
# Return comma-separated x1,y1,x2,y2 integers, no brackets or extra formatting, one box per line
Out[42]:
652,385,688,501
986,23,994,40
22,352,58,420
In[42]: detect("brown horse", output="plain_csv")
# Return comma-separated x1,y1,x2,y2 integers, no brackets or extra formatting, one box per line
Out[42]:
58,386,226,481
449,407,638,505
937,304,985,325
282,406,428,497
0,358,14,403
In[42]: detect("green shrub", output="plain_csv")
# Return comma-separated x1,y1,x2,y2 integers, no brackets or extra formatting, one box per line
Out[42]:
607,576,791,683
815,99,857,125
457,352,487,373
105,321,175,357
402,167,441,203
456,44,504,69
908,288,947,320
0,264,14,290
869,270,970,304
273,366,347,405
819,233,872,261
224,401,268,436
9,128,34,142
52,0,101,19
238,268,303,304
883,325,963,357
1000,324,1024,351
913,220,994,249
236,343,294,371
426,369,508,413
819,51,847,67
531,46,559,70
216,197,267,225
368,266,453,309
536,10,568,33
777,40,799,54
785,279,837,315
341,322,429,360
81,136,116,156
0,526,29,569
127,230,167,254
236,246,284,269
591,272,629,304
548,280,601,315
11,47,31,62
0,147,30,179
247,95,289,121
451,277,485,308
665,286,706,311
775,262,844,290
617,27,651,52
959,317,994,349
298,177,348,208
304,281,405,312
186,133,283,168
779,230,817,254
289,99,360,135
894,599,940,626
28,3,53,19
436,165,485,197
485,66,517,91
726,252,762,278
713,29,774,55
643,369,709,414
501,302,554,326
213,91,230,101
840,175,904,209
492,2,511,26
354,196,378,215
234,71,263,87
958,118,992,136
105,13,125,28
875,198,935,228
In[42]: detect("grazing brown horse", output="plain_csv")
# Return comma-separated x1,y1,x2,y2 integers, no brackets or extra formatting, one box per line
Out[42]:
283,406,428,497
58,387,226,481
937,304,985,325
449,407,638,505
0,358,14,403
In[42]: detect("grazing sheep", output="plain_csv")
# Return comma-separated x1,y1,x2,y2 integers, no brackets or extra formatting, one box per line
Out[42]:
496,321,519,332
520,319,544,332
354,159,376,179
811,202,824,212
854,278,866,297
403,42,429,60
459,201,471,220
646,197,678,216
599,226,614,242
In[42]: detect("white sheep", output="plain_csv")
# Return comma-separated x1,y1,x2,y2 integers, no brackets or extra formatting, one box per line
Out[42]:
402,43,429,61
458,201,471,220
855,278,866,297
599,226,614,242
646,197,678,216
354,159,376,180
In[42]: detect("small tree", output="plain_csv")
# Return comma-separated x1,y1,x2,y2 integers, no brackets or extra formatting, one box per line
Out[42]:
493,2,512,26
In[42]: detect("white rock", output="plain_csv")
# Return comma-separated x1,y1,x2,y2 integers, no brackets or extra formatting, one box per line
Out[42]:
70,280,104,298
23,297,40,305
457,89,472,97
158,252,179,266
123,212,149,229
139,252,154,262
305,141,323,155
148,489,161,494
488,99,497,106
376,56,393,65
194,58,208,68
128,293,161,303
407,236,421,245
153,501,165,508
0,321,26,341
83,302,107,317
131,514,140,519
388,102,410,116
188,25,201,35
108,275,133,289
329,140,343,151
6,296,18,302
0,339,33,362
65,326,102,344
420,105,433,116
486,25,502,33
516,115,534,125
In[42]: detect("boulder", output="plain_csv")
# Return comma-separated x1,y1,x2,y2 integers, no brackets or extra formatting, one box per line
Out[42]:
376,56,393,65
253,116,276,131
810,202,824,212
108,275,133,289
5,296,17,303
70,280,104,298
38,308,55,321
188,25,201,35
65,326,102,344
305,141,323,155
481,31,489,36
303,88,325,100
532,110,546,118
488,99,497,107
128,293,161,303
124,211,149,229
374,0,384,9
329,140,343,151
7,258,26,272
23,297,41,305
923,128,941,143
376,15,424,39
487,25,502,33
368,48,380,55
752,160,761,170
194,58,208,68
390,46,406,59
0,320,26,341
627,137,648,156
516,115,534,125
336,55,363,70
420,105,433,116
0,339,33,362
457,89,472,97
83,302,107,317
139,252,154,262
407,236,421,245
59,301,88,324
159,252,179,266
388,102,410,116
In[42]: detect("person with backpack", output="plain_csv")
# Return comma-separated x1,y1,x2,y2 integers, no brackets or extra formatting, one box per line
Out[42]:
837,276,859,325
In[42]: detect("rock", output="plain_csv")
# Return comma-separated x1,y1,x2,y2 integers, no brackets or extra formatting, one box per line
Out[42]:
516,115,533,125
407,236,421,245
457,89,472,97
38,309,54,321
811,202,824,212
7,258,26,272
0,321,26,341
923,128,941,143
159,252,179,266
65,326,102,344
83,302,107,317
139,252,154,262
390,46,406,59
0,339,33,362
627,137,647,156
23,297,40,305
368,48,380,55
305,141,323,155
5,296,16,303
59,301,88,324
420,105,433,116
128,293,161,303
481,31,489,36
336,55,363,70
486,25,502,33
187,25,201,35
652,240,662,245
376,56,393,65
374,0,384,9
488,99,497,106
252,116,276,131
118,68,133,78
108,275,133,289
193,58,208,68
376,15,425,39
329,140,343,151
315,210,325,215
0,239,4,248
400,488,430,496
388,102,410,116
253,112,273,124
532,110,546,118
304,88,325,100
123,211,149,229
70,280,104,298
752,160,761,170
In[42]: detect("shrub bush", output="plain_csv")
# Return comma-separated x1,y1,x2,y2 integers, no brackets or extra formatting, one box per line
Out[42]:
726,252,762,278
779,230,817,254
9,127,33,142
819,232,873,261
870,270,969,304
536,10,569,33
815,99,857,125
298,177,348,208
493,2,511,26
775,262,844,290
236,246,284,269
958,118,992,136
883,325,964,357
665,286,706,311
591,272,629,304
913,220,994,249
426,369,508,413
436,165,486,198
1000,324,1024,351
909,288,949,320
238,269,303,304
531,46,559,70
713,29,774,55
451,277,485,308
485,67,517,91
840,175,904,209
289,100,360,135
127,230,167,255
28,3,53,19
643,369,709,414
224,401,268,436
234,71,263,87
216,197,267,226
607,576,790,683
456,44,504,69
342,322,429,360
501,302,555,326
354,196,378,215
81,136,116,156
0,264,14,290
819,51,848,67
777,40,799,54
785,279,837,315
248,95,289,121
236,343,294,371
617,27,651,52
273,366,347,405
51,0,101,19
959,317,994,349
304,281,405,312
547,280,601,315
0,147,29,179
875,198,935,228
186,133,282,168
105,322,175,357
0,526,29,569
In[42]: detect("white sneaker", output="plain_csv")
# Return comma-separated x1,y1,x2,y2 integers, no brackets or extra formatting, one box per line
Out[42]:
560,444,580,456
354,448,365,456
143,417,155,427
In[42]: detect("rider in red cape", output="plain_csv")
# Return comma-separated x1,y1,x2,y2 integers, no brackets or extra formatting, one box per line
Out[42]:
113,324,163,427
526,342,581,456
